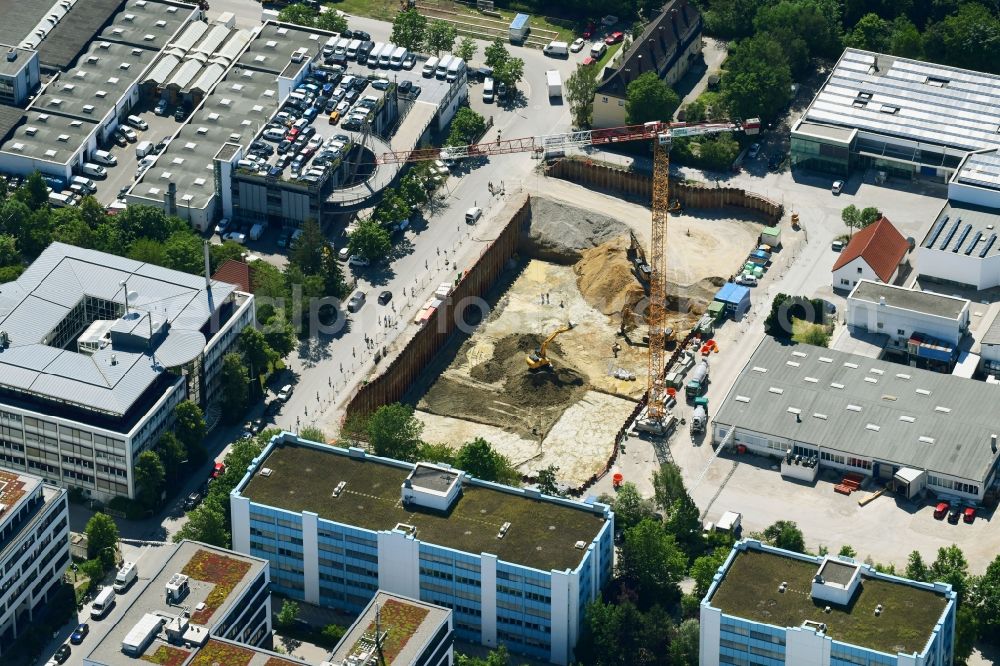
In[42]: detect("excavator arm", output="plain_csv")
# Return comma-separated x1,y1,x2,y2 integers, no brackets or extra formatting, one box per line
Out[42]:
527,321,575,370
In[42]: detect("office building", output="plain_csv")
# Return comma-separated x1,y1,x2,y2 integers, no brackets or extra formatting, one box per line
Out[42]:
832,217,909,291
230,433,614,665
0,469,70,657
0,47,40,106
0,242,254,501
700,539,956,666
592,0,702,128
83,540,272,665
713,338,1000,502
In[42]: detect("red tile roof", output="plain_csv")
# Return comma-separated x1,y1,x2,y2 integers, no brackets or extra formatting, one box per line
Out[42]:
832,217,909,282
212,259,253,293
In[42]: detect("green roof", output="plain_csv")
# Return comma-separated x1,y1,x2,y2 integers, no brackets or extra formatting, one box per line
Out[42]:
241,442,607,572
708,548,948,655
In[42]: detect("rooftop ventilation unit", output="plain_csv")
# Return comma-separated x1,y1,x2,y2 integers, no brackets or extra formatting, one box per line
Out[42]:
6,50,15,62
497,521,511,539
574,540,586,549
259,467,273,477
331,481,345,497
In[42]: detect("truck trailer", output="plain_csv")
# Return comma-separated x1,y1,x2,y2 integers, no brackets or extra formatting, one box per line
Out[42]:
509,13,530,43
546,69,562,98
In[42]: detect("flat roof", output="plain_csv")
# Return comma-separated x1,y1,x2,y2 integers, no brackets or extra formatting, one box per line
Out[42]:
707,542,950,655
1,110,95,163
411,464,458,493
802,48,1000,154
96,0,192,51
954,148,1000,192
0,468,39,526
920,201,1000,258
329,592,450,665
0,103,25,142
85,540,268,666
33,0,127,71
713,338,1000,484
0,48,38,77
236,21,327,74
819,559,857,587
240,439,609,572
848,281,969,320
0,242,238,418
0,0,65,48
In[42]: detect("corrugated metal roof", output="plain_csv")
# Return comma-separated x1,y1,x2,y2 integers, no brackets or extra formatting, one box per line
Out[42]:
189,63,226,95
144,54,181,87
715,338,1000,484
169,20,209,54
167,58,202,90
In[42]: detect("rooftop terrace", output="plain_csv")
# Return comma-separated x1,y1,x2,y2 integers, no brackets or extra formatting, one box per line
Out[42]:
240,440,608,572
708,547,949,655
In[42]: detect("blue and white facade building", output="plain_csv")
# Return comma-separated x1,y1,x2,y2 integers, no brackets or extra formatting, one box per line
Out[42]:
230,433,614,665
700,540,956,666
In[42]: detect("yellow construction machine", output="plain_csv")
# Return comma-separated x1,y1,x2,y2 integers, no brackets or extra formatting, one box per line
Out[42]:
526,321,575,370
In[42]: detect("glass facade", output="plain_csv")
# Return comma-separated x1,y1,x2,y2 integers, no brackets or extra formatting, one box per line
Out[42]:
790,135,851,176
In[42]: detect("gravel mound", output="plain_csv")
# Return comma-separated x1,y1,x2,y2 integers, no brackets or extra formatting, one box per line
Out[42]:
520,196,629,263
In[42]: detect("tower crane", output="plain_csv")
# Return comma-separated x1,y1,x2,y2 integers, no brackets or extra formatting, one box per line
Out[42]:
376,119,760,432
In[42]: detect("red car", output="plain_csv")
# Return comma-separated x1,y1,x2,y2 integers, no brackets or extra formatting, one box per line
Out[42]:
286,127,300,139
933,501,949,519
605,31,624,45
211,462,225,479
583,21,596,39
963,506,976,523
582,56,596,66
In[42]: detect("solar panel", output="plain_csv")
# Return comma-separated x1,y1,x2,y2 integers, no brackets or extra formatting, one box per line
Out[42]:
980,233,997,258
925,216,948,247
953,224,972,251
938,217,962,250
965,231,983,255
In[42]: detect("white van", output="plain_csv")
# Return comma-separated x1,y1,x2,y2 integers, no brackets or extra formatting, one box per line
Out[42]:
590,42,607,59
323,34,340,56
346,39,362,59
48,191,75,208
446,57,465,82
135,140,153,159
91,587,116,619
92,149,117,166
114,561,138,593
80,162,107,178
543,41,569,58
465,207,483,223
389,46,407,69
367,42,385,67
71,175,96,193
126,114,148,130
422,56,439,77
334,38,349,56
378,43,395,68
483,77,495,103
263,127,285,141
436,54,454,79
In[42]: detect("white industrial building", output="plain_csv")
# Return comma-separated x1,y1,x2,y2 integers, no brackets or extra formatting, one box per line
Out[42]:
713,338,1000,503
831,217,909,290
0,469,70,656
0,243,254,501
847,280,970,365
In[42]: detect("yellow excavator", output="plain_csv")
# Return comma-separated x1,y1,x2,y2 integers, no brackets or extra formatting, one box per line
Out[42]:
526,321,575,370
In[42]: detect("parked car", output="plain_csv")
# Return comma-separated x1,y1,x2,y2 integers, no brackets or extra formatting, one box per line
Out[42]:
119,126,138,142
402,53,416,69
347,291,366,312
933,501,950,519
126,115,148,131
112,132,128,147
831,240,845,252
210,462,225,479
398,80,413,95
215,218,231,235
963,506,976,523
948,505,961,523
372,78,391,90
571,38,585,52
348,255,370,267
378,290,392,305
735,273,758,286
154,99,168,116
277,384,293,401
183,492,202,511
748,143,760,159
601,14,619,26
224,232,246,244
70,624,89,645
338,246,351,261
605,31,624,44
54,645,71,664
92,149,117,166
832,179,844,194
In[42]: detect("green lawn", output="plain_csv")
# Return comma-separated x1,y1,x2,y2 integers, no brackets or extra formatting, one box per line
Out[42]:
791,318,830,347
325,0,398,22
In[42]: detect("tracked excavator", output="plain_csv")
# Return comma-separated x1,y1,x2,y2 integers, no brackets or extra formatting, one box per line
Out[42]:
526,321,575,371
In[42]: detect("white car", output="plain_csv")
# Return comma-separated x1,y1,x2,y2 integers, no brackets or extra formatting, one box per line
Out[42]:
215,218,231,235
277,384,293,401
832,179,844,194
736,273,758,286
348,255,370,267
571,38,585,52
224,232,246,244
338,246,350,261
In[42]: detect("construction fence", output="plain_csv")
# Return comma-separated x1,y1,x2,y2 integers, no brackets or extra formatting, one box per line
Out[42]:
344,195,532,420
547,158,785,225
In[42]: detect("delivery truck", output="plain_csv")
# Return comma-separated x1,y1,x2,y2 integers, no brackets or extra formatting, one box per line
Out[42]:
546,69,562,98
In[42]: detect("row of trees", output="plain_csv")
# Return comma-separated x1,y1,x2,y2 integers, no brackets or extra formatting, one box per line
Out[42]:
275,3,348,33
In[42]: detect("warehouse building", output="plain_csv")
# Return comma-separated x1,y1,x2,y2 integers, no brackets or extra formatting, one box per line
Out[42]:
713,338,1000,502
592,0,702,129
0,469,69,657
231,433,614,665
791,48,1000,182
846,280,970,369
0,242,254,501
700,539,956,666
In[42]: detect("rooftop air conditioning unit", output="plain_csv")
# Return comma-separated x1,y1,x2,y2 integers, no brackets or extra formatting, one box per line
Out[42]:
574,541,586,549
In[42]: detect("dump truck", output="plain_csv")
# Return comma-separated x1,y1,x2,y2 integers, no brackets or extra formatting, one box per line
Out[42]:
686,359,709,398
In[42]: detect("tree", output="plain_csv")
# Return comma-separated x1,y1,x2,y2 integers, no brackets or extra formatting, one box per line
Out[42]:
955,604,978,664
859,206,881,227
664,495,703,558
52,213,93,248
454,438,519,484
456,36,477,63
240,325,277,381
691,548,728,597
322,246,348,299
625,72,680,125
366,403,424,461
753,0,844,75
845,13,891,51
929,544,970,602
156,432,187,483
566,63,599,128
841,204,860,234
905,550,929,581
174,401,207,458
762,520,806,553
135,450,166,507
418,442,456,465
347,219,392,263
22,171,49,209
276,599,300,628
399,172,428,208
972,554,1000,641
128,237,166,265
924,3,1000,74
575,599,672,666
601,482,654,530
536,464,562,496
702,0,770,39
391,9,427,52
85,513,120,568
722,33,793,122
426,20,458,57
218,352,249,419
683,98,707,123
0,234,18,266
263,313,297,358
277,3,316,26
315,11,348,33
210,240,245,273
494,56,525,89
889,16,923,59
163,231,203,274
484,38,510,70
652,462,686,513
299,425,327,442
289,218,327,275
838,544,858,558
669,618,700,666
447,107,487,146
618,519,687,607
173,496,229,547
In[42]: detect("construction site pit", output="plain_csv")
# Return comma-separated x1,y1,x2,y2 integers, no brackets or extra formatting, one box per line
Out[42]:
414,194,765,486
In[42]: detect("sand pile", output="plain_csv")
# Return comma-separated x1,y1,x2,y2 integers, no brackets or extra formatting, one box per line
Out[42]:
521,196,629,263
574,236,646,315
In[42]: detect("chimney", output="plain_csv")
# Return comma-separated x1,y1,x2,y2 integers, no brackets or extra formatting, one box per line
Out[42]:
992,434,997,454
203,240,212,290
165,181,177,217
879,296,886,306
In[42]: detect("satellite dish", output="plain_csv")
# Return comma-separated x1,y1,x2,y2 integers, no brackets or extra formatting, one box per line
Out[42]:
127,290,139,303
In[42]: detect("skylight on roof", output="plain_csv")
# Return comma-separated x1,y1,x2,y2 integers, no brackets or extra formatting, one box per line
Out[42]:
193,177,206,186
735,395,750,403
44,149,57,157
831,382,844,389
265,40,277,48
63,83,76,93
768,387,784,395
846,404,862,412
171,157,184,165
25,126,37,135
254,55,266,62
208,112,220,121
184,142,197,150
38,113,49,121
818,356,832,363
813,413,827,420
899,415,915,423
83,104,94,113
786,361,800,367
843,362,858,369
916,388,931,395
865,423,880,431
161,171,172,179
108,76,120,84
